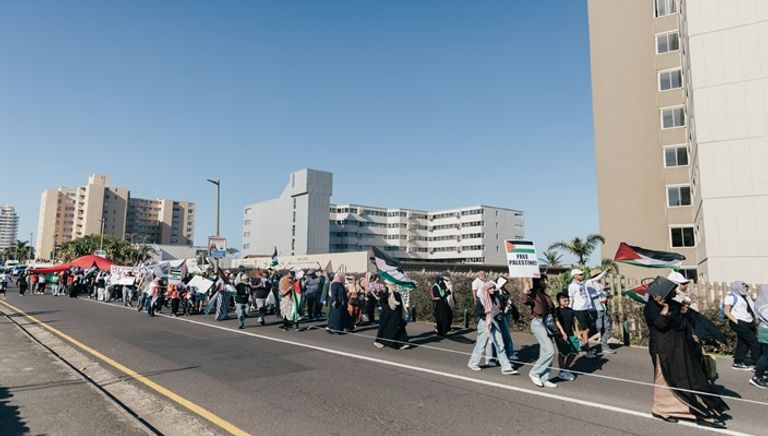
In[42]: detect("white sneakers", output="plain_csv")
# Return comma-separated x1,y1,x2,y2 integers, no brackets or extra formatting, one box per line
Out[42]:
559,370,576,381
529,372,557,388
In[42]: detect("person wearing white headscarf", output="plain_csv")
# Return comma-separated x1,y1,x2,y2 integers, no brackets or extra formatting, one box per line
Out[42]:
723,281,761,370
327,273,351,333
750,285,768,389
467,282,518,376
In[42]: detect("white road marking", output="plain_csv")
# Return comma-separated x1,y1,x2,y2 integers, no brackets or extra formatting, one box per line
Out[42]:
77,298,752,436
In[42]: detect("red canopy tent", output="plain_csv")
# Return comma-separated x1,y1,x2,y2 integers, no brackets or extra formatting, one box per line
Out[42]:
29,255,115,274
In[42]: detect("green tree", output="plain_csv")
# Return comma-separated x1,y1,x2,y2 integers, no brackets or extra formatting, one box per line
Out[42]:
57,235,156,265
539,248,564,269
225,247,240,257
548,233,606,267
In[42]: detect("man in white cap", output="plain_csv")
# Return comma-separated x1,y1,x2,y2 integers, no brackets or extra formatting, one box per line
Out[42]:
668,271,697,311
568,269,596,358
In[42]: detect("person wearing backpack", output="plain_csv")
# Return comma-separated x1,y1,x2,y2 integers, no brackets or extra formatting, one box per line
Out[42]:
723,281,761,370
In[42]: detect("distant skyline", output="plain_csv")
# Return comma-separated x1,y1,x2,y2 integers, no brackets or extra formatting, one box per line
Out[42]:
1,1,599,263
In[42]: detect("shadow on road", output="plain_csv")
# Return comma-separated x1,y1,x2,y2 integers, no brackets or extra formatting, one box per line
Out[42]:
0,387,30,436
6,310,61,318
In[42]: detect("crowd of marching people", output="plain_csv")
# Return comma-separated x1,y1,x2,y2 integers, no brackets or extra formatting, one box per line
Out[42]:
6,263,768,430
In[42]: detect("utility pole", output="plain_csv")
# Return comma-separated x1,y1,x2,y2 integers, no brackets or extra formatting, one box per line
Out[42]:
99,218,105,252
206,179,221,273
52,234,57,262
29,232,34,263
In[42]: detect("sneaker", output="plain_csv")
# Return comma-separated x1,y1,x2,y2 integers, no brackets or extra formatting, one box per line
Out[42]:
559,371,575,381
508,353,519,361
374,341,384,349
732,363,753,371
528,373,544,387
468,365,482,371
501,368,519,375
400,344,412,350
602,347,617,354
542,379,558,388
486,359,500,367
749,376,768,389
585,351,597,359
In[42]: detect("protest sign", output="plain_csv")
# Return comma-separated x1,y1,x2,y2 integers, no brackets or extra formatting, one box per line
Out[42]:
504,240,540,278
187,275,214,295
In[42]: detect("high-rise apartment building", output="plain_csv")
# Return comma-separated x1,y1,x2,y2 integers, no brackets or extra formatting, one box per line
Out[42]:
242,169,525,265
36,174,195,260
0,205,19,251
588,0,768,283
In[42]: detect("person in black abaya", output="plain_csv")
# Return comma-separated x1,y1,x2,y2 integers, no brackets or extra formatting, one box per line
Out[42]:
374,282,411,349
432,273,453,336
644,277,729,429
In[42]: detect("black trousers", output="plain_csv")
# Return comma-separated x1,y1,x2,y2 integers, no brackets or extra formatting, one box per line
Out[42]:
365,298,377,324
171,298,180,316
305,293,321,319
730,320,762,364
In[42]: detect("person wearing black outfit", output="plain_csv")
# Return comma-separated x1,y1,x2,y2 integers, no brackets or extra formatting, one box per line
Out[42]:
431,274,453,336
234,277,251,329
644,276,728,429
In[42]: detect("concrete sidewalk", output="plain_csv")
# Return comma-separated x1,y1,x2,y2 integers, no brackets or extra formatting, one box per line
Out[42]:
0,310,147,436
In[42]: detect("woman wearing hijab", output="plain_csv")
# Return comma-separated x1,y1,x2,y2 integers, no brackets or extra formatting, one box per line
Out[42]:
374,282,411,349
327,273,350,333
644,277,728,428
431,273,453,337
750,285,768,389
468,282,518,375
723,281,761,370
364,274,382,324
279,272,299,331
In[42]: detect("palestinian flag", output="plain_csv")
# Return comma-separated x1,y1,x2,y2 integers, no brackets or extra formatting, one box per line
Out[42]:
371,247,416,289
289,289,300,322
614,243,685,269
505,240,536,255
623,281,651,303
270,247,279,267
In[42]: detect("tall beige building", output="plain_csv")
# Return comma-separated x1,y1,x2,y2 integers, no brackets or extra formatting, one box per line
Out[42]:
36,174,195,260
588,0,768,283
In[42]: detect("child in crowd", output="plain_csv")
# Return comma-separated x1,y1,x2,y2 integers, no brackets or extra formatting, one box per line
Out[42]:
555,292,579,381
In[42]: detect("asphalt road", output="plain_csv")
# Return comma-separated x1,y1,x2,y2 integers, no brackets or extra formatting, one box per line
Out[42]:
3,289,766,436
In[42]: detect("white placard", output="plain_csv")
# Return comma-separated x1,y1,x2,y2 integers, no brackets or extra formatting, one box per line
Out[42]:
504,240,540,278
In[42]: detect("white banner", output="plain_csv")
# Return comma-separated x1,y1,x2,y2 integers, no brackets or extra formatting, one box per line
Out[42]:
187,275,214,295
504,240,540,278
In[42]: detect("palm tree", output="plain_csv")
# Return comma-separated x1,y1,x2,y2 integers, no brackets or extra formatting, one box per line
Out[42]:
548,233,606,267
600,258,619,274
539,248,564,268
225,248,240,257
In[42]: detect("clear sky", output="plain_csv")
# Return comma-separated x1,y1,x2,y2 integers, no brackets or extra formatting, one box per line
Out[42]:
0,0,598,261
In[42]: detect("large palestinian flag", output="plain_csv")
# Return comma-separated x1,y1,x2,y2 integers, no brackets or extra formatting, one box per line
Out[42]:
372,247,416,289
614,243,685,269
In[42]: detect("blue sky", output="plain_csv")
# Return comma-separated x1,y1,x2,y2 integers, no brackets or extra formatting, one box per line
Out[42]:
0,0,598,261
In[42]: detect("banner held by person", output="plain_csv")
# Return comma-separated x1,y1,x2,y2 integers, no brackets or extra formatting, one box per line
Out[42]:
504,240,540,278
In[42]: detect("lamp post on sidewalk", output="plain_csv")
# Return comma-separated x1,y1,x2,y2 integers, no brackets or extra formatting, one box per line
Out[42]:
206,178,221,273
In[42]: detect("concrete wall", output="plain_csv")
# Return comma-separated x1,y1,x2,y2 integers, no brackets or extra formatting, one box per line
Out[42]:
686,0,768,283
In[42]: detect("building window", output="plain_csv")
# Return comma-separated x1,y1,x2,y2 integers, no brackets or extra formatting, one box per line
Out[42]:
667,186,692,207
654,0,678,18
670,226,695,247
656,31,680,54
664,146,689,167
659,69,682,91
244,219,252,226
243,243,250,250
661,107,685,129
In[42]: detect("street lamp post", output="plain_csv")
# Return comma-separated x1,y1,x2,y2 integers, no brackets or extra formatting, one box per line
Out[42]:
52,234,57,262
206,178,221,273
29,232,34,263
99,218,105,252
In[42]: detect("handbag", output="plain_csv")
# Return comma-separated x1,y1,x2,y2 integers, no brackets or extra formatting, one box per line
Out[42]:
543,313,559,337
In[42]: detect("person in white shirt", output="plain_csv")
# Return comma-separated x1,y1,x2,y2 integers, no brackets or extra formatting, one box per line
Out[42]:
471,271,487,304
0,272,8,299
724,281,761,370
668,271,698,311
586,268,614,354
568,269,596,358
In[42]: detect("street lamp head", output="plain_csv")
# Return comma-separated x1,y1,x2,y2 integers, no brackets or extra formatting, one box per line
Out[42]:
206,179,220,186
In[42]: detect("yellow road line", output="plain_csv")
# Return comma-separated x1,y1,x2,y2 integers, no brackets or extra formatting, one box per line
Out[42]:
0,300,250,436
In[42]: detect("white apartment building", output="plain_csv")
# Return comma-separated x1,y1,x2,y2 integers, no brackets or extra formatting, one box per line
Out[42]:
330,204,524,265
36,174,196,260
0,205,19,250
589,0,768,283
242,169,525,265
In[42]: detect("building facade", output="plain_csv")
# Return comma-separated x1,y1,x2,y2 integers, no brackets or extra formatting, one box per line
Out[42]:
36,174,195,260
588,0,768,283
0,205,19,251
242,169,525,265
